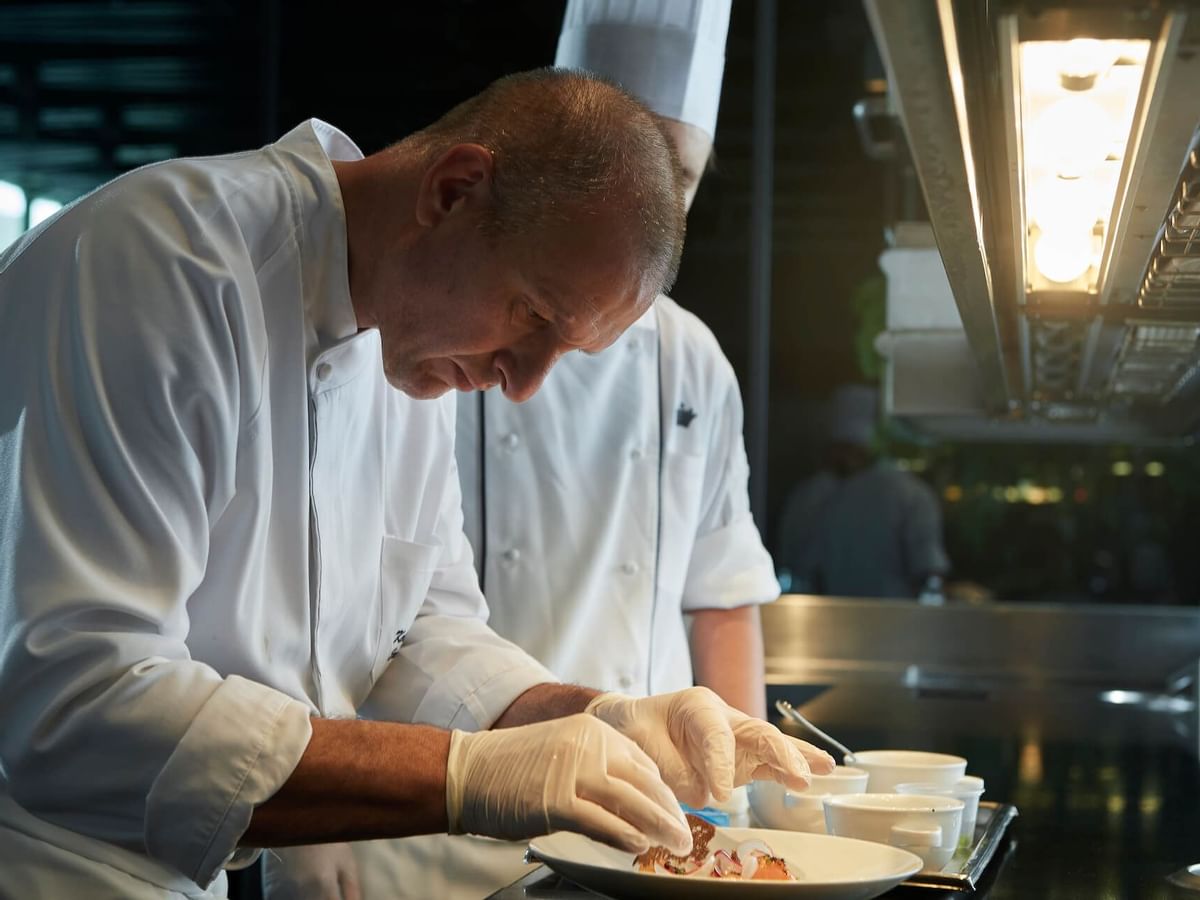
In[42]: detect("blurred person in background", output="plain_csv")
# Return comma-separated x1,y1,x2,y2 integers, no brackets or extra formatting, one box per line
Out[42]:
263,2,785,898
776,384,950,600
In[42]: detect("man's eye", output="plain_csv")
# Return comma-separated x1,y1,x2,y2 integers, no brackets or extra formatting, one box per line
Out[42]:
525,302,549,324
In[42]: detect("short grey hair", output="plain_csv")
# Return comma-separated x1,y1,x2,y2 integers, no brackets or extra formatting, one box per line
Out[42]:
401,68,687,294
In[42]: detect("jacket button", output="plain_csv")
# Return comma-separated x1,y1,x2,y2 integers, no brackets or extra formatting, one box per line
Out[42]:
501,432,521,450
621,561,640,575
501,548,521,564
630,447,644,461
618,674,635,689
316,362,333,381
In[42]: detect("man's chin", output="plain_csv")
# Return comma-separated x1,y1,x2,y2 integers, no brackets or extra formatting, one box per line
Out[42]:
384,371,453,400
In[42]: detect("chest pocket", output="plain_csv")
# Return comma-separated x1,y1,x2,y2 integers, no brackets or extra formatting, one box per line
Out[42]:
372,536,440,681
657,449,707,598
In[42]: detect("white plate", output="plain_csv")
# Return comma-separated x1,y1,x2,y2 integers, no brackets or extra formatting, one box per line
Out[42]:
527,826,923,900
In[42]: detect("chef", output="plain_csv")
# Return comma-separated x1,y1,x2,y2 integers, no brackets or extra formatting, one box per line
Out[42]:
276,3,784,897
0,68,832,900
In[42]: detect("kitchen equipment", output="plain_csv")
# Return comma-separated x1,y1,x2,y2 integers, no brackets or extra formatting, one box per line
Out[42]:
847,750,967,793
775,699,857,763
824,793,964,872
896,776,986,848
748,767,869,833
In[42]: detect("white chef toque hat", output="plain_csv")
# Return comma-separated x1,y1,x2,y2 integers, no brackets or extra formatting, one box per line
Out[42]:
555,0,731,140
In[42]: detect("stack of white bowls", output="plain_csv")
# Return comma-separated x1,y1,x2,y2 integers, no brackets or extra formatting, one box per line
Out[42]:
749,747,986,872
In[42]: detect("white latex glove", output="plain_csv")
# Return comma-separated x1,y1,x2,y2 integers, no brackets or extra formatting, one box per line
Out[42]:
585,687,836,807
446,712,692,856
261,843,361,900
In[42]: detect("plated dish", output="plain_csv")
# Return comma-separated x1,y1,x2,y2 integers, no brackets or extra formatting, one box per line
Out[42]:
528,825,923,900
634,814,796,880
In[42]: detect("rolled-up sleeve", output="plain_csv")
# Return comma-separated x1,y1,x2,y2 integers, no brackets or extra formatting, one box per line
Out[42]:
364,615,557,731
146,675,312,882
0,198,311,887
682,378,780,612
359,442,556,731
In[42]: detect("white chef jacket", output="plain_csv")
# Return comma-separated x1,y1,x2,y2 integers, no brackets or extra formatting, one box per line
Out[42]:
0,119,553,898
347,296,780,899
460,296,779,694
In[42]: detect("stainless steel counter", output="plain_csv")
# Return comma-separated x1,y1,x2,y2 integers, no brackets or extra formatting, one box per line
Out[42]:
761,594,1200,693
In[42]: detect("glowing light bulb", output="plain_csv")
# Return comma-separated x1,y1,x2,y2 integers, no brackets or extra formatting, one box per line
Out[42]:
1059,38,1116,88
1029,96,1113,178
1028,175,1103,235
1019,43,1060,93
1034,230,1094,283
1092,162,1122,216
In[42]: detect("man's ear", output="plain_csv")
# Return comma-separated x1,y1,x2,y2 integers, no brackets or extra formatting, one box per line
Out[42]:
414,143,494,227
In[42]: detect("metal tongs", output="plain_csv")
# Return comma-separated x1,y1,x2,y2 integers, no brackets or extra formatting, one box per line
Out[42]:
775,698,857,764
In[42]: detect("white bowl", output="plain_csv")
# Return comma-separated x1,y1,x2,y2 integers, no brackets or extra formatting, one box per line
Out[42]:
749,766,870,832
824,793,964,871
847,750,967,793
896,776,985,848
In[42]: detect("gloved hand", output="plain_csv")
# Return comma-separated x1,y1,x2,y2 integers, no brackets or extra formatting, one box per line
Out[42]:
585,687,836,807
261,842,361,900
446,712,692,856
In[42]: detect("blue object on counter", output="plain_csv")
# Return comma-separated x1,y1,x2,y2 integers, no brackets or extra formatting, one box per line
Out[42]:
680,803,729,826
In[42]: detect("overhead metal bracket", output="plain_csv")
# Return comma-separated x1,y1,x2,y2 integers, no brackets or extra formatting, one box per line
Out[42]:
864,0,1014,414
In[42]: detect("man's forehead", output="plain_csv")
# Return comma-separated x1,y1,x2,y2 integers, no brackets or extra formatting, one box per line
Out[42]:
575,291,657,353
541,278,648,347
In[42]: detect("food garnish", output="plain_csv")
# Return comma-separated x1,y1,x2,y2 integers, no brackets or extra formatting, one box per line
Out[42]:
633,814,797,881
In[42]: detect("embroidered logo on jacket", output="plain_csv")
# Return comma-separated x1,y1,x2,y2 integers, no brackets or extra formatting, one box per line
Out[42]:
676,403,697,428
388,629,407,660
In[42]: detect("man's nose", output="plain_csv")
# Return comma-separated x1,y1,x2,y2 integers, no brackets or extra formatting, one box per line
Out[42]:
497,338,567,403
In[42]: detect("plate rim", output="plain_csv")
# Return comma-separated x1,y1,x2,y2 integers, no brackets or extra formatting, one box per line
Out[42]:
528,826,924,888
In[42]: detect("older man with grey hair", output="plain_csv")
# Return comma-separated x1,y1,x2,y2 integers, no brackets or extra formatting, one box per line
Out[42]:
0,68,831,900
264,3,802,898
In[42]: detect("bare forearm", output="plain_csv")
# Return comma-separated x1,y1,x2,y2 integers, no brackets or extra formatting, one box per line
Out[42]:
492,682,600,728
243,717,450,847
244,682,598,846
689,605,766,718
